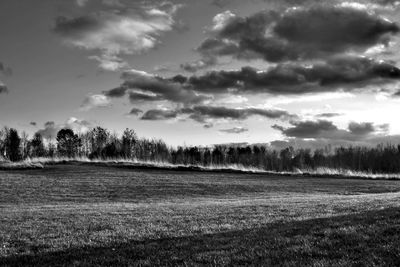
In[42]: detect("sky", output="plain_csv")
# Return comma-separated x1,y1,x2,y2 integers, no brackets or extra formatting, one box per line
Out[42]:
1,0,400,148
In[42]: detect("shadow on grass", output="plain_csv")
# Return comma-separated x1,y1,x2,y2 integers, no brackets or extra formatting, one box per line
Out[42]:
2,208,400,266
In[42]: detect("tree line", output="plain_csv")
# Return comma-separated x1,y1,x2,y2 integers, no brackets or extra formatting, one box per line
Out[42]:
1,126,400,173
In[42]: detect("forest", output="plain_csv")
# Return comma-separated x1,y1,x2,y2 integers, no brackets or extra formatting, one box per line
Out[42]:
1,126,400,174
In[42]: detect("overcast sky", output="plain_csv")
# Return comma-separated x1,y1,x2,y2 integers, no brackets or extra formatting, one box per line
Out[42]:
1,0,400,147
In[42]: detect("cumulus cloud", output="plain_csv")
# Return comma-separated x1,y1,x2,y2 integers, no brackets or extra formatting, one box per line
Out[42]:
193,4,398,65
103,69,211,105
80,94,111,111
53,2,181,71
36,118,92,139
219,126,249,134
273,120,388,141
101,55,400,110
185,56,400,95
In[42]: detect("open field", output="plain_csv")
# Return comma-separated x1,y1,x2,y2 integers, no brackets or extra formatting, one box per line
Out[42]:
1,163,400,266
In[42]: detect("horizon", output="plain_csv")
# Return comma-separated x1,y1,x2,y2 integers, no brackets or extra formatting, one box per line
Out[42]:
1,0,400,148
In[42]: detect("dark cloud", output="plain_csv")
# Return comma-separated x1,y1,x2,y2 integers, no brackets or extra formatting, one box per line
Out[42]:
0,82,8,94
30,122,37,127
103,86,128,98
185,56,400,95
315,112,343,118
141,109,179,121
272,120,338,139
103,69,211,105
128,91,163,103
102,55,400,111
184,106,296,121
273,120,387,141
273,5,398,56
269,133,400,151
53,16,99,36
348,122,376,135
219,127,249,134
204,123,214,129
392,89,400,97
139,105,295,123
128,108,143,116
194,5,398,65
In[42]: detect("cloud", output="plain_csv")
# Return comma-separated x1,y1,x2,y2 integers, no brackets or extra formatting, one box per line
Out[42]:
80,94,111,111
204,123,214,129
273,120,388,141
139,105,296,123
30,122,37,127
103,86,127,98
128,108,143,116
219,126,249,134
180,57,217,73
88,55,129,71
141,109,180,120
128,91,164,103
36,118,92,139
101,54,400,112
53,3,181,71
193,4,398,65
183,106,296,122
103,69,211,105
185,56,400,95
348,121,389,135
0,81,8,94
315,112,343,118
269,132,400,151
273,5,398,57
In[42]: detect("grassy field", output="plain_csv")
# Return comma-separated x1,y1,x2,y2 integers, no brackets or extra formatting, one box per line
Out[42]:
1,163,400,266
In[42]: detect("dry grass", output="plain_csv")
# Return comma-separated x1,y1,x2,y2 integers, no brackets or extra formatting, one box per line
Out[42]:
20,156,400,179
1,163,400,266
0,161,43,170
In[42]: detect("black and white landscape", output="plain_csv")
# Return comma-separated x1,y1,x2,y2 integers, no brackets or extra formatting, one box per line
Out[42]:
2,0,400,266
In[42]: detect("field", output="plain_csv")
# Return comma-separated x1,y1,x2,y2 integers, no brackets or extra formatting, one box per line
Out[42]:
1,163,400,266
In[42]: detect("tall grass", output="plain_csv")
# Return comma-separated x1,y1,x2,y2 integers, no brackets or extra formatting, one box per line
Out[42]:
6,156,398,179
0,160,44,170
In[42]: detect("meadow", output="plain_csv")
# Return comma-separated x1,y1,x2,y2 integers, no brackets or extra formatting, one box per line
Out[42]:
1,163,400,266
